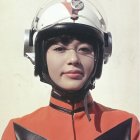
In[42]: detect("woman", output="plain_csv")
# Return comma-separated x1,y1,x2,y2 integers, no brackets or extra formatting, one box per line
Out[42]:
2,0,140,140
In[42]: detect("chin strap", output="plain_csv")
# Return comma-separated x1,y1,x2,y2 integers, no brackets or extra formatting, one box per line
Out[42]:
84,93,91,121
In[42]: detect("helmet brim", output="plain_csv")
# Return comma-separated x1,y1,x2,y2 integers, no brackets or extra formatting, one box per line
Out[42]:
35,23,104,45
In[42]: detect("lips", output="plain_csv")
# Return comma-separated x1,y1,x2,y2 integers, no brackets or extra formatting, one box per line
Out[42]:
62,70,84,79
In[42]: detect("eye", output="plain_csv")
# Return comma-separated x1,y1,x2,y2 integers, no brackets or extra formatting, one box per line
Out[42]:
53,45,66,53
79,47,91,53
78,45,93,55
77,44,95,57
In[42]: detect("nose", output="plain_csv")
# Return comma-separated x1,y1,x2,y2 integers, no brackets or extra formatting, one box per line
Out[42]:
66,49,81,65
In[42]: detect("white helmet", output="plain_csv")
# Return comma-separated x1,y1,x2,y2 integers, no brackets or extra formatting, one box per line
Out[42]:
24,0,112,85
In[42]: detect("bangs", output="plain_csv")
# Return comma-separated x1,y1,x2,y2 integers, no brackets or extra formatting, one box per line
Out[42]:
43,34,98,53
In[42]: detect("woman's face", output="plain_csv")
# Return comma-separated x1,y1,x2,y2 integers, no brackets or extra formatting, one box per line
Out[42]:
46,39,95,91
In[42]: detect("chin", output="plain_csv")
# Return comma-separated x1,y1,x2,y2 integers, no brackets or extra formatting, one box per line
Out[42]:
61,84,83,91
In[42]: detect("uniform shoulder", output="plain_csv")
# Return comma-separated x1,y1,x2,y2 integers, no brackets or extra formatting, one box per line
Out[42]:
93,101,140,139
1,106,49,140
12,106,49,125
93,101,139,120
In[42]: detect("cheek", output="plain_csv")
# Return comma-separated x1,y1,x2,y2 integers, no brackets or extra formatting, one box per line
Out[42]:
83,59,94,76
46,53,63,81
46,55,56,77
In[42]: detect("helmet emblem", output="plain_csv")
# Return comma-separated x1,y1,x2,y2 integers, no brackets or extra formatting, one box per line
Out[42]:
62,0,84,21
71,0,84,20
71,0,84,10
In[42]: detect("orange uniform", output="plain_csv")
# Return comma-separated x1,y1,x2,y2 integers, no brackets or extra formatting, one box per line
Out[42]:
2,94,140,140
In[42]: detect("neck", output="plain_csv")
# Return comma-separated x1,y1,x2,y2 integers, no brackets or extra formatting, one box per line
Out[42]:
51,87,89,104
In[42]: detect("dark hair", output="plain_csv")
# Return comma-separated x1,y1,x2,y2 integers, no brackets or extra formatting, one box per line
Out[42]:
43,34,98,54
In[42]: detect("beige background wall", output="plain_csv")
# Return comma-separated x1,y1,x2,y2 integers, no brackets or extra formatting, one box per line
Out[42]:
0,0,139,138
